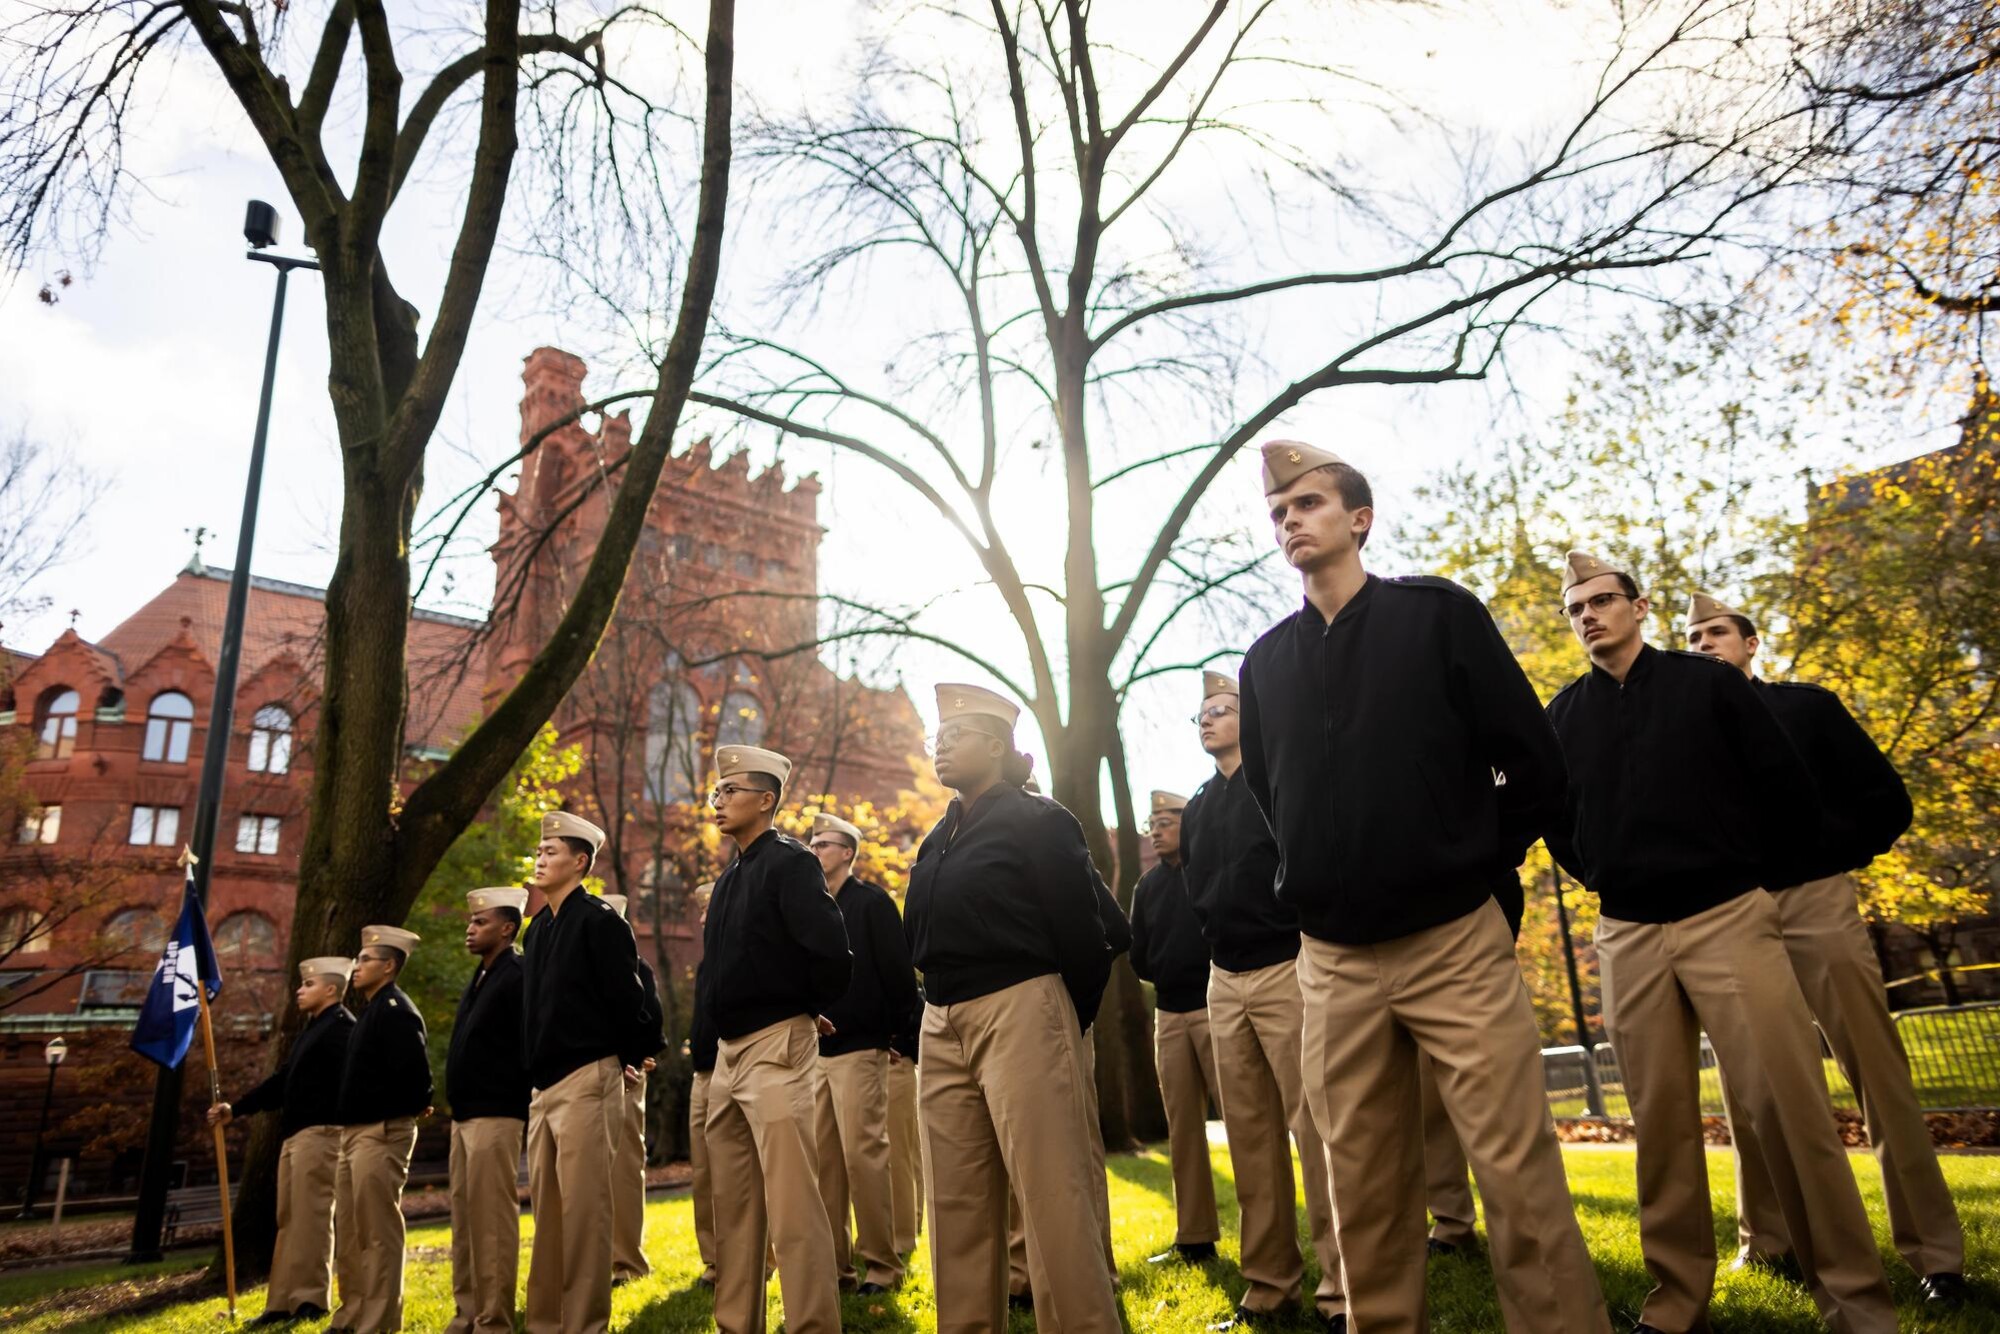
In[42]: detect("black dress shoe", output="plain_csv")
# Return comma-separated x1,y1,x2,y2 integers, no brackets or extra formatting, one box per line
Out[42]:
695,1274,716,1291
1728,1248,1798,1279
856,1281,890,1295
1007,1291,1034,1312
1919,1272,1969,1304
250,1313,292,1328
292,1305,327,1321
1425,1237,1463,1258
1321,1315,1347,1334
1177,1240,1218,1261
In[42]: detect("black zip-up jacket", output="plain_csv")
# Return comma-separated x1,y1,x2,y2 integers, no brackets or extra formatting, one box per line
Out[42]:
689,957,718,1074
1239,576,1567,945
821,877,923,1056
703,829,853,1041
904,783,1113,1031
1545,646,1819,923
1757,679,1912,888
522,890,654,1089
337,983,431,1125
233,1004,354,1139
1180,767,1299,972
446,950,529,1122
1130,862,1212,1013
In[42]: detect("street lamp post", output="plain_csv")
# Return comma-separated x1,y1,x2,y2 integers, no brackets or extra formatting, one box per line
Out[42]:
1551,866,1607,1118
126,202,319,1263
17,1036,68,1219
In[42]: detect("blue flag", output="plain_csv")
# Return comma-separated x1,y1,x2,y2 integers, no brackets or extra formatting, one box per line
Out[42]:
130,862,223,1069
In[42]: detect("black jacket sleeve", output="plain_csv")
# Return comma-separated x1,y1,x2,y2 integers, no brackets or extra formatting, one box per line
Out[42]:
232,1062,287,1120
628,956,667,1066
869,893,923,1045
1095,868,1131,956
1813,689,1913,858
1129,884,1156,984
779,856,855,1010
1238,656,1276,830
1449,593,1568,865
1716,666,1820,880
585,908,652,1068
1023,800,1113,1031
1542,691,1585,885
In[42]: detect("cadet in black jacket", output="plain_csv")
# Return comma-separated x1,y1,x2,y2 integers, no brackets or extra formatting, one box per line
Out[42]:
1546,553,1893,1334
1684,592,1965,1303
445,889,530,1334
1183,666,1343,1325
1241,442,1607,1334
601,893,667,1287
703,745,851,1334
333,925,431,1334
1129,790,1221,1264
904,684,1120,1334
520,810,648,1334
806,812,918,1294
211,956,356,1323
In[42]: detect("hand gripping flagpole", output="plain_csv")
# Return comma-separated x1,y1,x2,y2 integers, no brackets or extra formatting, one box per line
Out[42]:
184,848,238,1322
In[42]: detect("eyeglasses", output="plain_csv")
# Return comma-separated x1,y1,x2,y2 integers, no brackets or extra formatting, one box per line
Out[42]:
708,782,758,805
926,725,988,757
1562,591,1635,620
1189,704,1236,725
1142,815,1180,835
808,839,850,853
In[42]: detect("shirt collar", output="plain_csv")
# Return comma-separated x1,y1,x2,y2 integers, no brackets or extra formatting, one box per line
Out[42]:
1589,641,1658,687
1294,572,1378,632
736,827,780,863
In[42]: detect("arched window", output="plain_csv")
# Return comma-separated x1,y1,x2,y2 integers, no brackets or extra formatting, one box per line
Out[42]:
212,911,278,960
142,692,195,763
715,690,766,749
645,679,703,803
36,689,79,760
0,906,50,956
105,907,168,954
248,705,293,774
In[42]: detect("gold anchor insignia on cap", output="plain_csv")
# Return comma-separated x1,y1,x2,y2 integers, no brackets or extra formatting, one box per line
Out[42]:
1286,449,1301,463
953,697,966,708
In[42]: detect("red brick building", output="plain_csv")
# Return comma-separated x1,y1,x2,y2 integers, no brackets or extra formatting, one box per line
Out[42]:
0,346,925,1196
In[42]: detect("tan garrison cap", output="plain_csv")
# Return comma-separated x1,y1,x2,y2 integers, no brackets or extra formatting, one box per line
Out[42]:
812,813,863,846
1685,590,1751,631
1260,439,1347,496
542,810,605,853
1151,790,1188,815
1201,669,1238,700
693,881,716,902
300,956,355,983
716,744,792,788
361,924,420,954
601,894,628,919
466,887,529,915
936,683,1020,729
1561,550,1628,594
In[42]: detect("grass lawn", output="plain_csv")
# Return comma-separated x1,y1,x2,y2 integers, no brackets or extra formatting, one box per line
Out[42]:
2,1143,1995,1332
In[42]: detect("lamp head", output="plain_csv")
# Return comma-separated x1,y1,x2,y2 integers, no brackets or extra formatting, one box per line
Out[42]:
45,1036,67,1068
244,200,280,250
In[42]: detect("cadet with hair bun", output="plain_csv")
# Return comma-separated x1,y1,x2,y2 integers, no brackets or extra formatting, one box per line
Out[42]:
903,683,1120,1334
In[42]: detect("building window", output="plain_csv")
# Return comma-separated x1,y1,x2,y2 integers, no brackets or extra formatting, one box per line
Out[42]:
248,705,293,774
35,688,79,759
105,908,168,954
700,543,722,568
667,534,693,561
212,911,279,960
733,552,756,577
17,805,60,844
142,691,195,763
762,559,787,581
0,906,50,956
128,805,181,847
715,690,767,749
644,680,703,803
236,814,283,856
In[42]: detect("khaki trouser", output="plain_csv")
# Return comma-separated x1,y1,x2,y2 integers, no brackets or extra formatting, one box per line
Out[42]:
1154,1006,1222,1246
690,1070,718,1284
331,1118,418,1334
267,1125,341,1314
526,1057,622,1334
922,974,1121,1334
1724,872,1964,1278
1009,1027,1119,1301
1420,1052,1478,1247
446,1117,524,1334
887,1054,923,1255
1299,901,1609,1334
1208,958,1344,1317
1598,889,1895,1334
816,1048,904,1289
707,1016,842,1334
613,1070,651,1282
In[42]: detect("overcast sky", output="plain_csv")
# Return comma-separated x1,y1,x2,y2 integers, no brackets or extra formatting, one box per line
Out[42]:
0,0,1964,804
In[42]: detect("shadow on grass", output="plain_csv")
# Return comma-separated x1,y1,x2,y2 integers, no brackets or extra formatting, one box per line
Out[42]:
1105,1149,1177,1205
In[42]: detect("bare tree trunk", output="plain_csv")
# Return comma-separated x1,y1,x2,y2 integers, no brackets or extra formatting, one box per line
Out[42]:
1924,926,1963,1006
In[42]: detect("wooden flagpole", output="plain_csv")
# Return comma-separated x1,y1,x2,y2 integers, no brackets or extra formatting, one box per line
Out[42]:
182,847,237,1322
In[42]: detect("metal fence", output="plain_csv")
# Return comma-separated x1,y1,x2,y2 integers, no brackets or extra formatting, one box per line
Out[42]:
1543,1000,2000,1118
